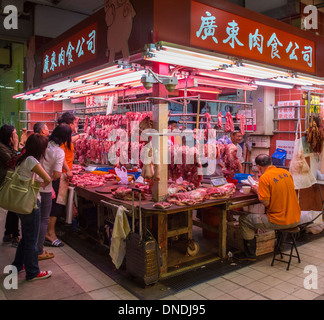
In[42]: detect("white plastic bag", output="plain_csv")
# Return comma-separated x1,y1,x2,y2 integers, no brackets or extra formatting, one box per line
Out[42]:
289,120,316,189
56,173,69,205
115,166,129,184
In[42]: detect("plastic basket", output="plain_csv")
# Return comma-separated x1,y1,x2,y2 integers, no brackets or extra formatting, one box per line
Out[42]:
271,148,286,166
234,173,253,183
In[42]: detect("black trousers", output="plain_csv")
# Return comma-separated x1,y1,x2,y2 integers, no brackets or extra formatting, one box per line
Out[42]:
51,179,66,218
4,211,20,238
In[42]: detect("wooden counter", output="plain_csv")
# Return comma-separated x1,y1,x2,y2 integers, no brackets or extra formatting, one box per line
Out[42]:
75,182,259,277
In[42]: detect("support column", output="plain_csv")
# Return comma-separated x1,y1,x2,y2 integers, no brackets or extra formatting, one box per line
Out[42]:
151,62,169,202
151,103,168,202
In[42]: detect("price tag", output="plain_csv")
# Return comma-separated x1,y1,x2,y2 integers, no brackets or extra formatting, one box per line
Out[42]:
211,177,227,186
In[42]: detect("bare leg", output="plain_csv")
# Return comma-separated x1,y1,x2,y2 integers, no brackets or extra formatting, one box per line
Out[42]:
46,216,57,242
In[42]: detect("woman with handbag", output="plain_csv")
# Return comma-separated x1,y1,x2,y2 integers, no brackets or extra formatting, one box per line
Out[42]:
45,113,84,247
37,124,71,260
11,133,53,281
0,124,20,247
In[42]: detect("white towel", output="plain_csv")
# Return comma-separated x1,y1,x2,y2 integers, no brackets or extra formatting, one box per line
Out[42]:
109,206,131,269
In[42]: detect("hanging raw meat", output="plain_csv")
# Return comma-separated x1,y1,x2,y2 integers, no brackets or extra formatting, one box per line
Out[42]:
307,115,324,153
236,114,246,135
217,112,223,130
225,112,234,133
83,116,89,134
167,145,203,187
205,113,212,130
204,113,215,141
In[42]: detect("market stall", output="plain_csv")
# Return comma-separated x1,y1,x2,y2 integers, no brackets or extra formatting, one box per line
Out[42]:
12,0,324,285
71,173,259,277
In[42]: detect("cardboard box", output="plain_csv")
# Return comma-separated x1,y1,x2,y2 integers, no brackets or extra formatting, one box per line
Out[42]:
227,221,276,256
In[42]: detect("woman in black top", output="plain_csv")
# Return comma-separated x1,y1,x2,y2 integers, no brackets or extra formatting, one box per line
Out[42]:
0,124,20,246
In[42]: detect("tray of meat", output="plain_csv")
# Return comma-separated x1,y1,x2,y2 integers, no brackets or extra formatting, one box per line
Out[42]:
70,172,113,188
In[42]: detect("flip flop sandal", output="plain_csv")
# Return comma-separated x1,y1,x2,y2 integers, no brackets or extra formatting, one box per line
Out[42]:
44,239,64,247
38,251,55,261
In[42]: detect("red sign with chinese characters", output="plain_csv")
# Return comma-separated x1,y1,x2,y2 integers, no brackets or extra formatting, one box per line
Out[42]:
190,1,315,73
42,23,98,78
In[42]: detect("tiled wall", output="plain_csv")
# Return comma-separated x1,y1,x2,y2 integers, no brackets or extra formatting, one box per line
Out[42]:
269,88,305,167
26,100,62,132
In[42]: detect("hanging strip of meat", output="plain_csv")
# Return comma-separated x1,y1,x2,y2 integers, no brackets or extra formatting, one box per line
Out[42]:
225,112,234,133
217,112,223,130
236,114,246,135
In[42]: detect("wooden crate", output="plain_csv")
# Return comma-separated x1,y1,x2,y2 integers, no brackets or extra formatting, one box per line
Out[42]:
227,221,276,256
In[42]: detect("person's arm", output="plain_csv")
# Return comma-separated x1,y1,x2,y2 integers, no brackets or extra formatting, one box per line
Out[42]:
52,170,61,181
63,159,73,180
10,134,18,151
32,163,51,187
72,133,86,143
252,182,270,208
260,199,270,208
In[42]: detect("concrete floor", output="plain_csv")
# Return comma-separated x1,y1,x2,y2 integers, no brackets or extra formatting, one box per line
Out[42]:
1,207,324,300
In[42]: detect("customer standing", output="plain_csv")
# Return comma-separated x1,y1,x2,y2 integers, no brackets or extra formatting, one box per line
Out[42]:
11,133,52,280
33,122,50,137
38,124,71,259
235,154,301,261
0,124,20,247
45,112,84,247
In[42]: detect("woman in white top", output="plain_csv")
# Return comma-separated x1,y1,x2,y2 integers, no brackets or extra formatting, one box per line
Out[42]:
37,124,72,260
11,134,52,281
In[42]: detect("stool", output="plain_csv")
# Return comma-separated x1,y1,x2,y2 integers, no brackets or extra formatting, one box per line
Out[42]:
271,227,301,270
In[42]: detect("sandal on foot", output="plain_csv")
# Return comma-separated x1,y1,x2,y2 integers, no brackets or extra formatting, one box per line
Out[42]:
38,251,55,261
44,239,64,247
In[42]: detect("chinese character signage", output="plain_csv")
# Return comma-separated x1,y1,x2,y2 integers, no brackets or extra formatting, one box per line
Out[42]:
191,1,315,74
276,140,295,160
42,23,97,78
278,100,300,119
86,93,118,113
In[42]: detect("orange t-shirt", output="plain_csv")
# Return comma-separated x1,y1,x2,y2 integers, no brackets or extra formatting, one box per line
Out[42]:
258,166,301,225
61,142,74,172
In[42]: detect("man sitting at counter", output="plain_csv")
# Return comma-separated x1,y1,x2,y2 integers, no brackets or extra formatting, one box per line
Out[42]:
235,154,301,261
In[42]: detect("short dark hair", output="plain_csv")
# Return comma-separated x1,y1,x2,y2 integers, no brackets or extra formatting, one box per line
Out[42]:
58,112,76,125
232,126,242,135
0,124,15,148
17,133,48,165
33,122,46,133
255,154,272,167
50,124,72,150
168,120,177,126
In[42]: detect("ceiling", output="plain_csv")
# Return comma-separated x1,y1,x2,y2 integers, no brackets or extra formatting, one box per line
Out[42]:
1,0,104,16
18,0,324,19
12,0,322,15
25,0,104,15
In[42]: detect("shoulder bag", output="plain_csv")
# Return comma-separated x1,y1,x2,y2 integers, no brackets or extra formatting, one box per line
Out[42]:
0,165,41,214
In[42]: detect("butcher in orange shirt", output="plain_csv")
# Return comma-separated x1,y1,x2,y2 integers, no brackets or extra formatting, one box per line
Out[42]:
235,154,301,261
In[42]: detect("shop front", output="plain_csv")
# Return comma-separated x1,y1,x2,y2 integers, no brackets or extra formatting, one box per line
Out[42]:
13,0,324,283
